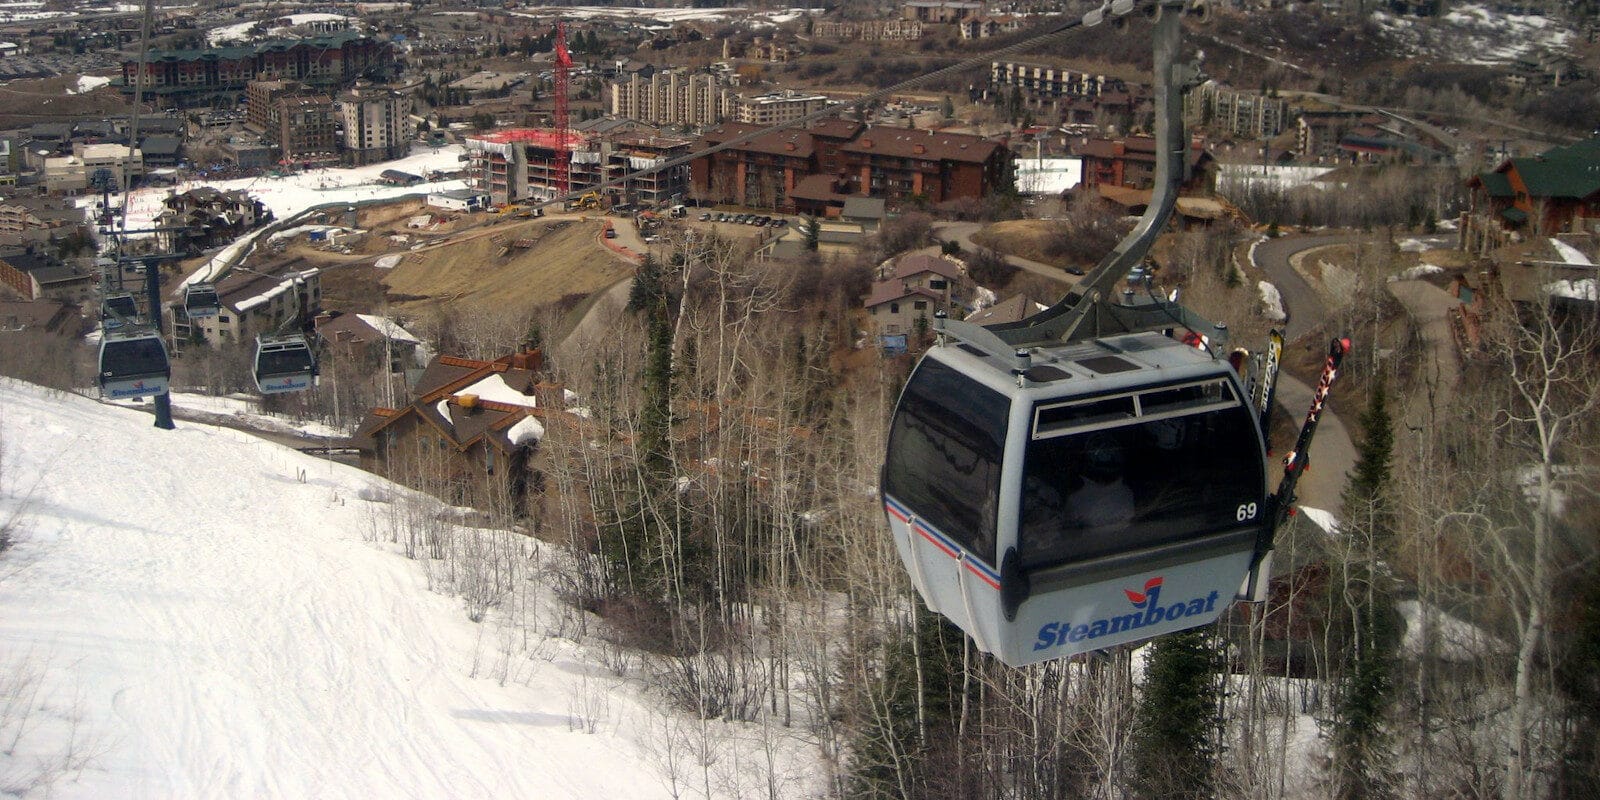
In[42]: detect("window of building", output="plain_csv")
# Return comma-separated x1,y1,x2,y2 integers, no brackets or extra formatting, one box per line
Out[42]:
930,279,947,290
914,300,927,310
890,302,900,314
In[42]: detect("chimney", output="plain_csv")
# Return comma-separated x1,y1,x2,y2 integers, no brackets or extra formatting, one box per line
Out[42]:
457,394,479,408
510,348,544,372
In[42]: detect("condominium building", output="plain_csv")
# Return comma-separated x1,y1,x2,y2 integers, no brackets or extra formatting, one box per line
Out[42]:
609,68,732,127
338,84,412,166
691,120,1010,213
731,92,830,126
246,79,301,131
275,94,338,162
1185,81,1290,140
990,61,1126,101
122,31,393,108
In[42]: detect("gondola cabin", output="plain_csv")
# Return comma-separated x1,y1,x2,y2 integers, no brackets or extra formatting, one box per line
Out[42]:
882,331,1268,666
253,334,317,394
184,282,220,318
98,329,170,399
102,292,138,327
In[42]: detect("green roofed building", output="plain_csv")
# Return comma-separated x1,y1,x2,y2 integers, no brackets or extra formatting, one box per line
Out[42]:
1465,137,1600,251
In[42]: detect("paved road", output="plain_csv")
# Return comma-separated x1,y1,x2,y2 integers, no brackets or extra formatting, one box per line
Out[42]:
1251,232,1367,341
932,221,1079,289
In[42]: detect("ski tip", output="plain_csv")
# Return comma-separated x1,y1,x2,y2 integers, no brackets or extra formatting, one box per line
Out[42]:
1336,337,1352,354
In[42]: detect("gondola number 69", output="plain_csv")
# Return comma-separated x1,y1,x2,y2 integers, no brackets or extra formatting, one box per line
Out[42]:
1236,502,1259,521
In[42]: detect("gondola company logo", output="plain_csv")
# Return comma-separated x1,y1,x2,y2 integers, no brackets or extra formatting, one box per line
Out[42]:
1032,576,1221,651
110,380,151,398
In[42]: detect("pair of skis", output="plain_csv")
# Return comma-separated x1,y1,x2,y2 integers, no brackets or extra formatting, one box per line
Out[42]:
1236,334,1350,595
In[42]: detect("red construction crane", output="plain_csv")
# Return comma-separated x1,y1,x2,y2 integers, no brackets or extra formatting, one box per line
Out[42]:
553,21,573,195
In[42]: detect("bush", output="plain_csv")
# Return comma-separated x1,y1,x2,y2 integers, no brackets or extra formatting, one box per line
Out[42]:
966,247,1018,289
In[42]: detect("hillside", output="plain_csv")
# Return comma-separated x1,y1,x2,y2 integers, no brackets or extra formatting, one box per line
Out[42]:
0,380,817,798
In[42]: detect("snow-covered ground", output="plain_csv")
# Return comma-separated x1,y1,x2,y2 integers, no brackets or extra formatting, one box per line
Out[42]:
1371,3,1574,66
209,14,354,46
1547,237,1594,266
1016,157,1082,195
1389,264,1445,282
94,145,468,238
68,76,111,95
1257,280,1286,322
0,380,820,797
1217,164,1336,193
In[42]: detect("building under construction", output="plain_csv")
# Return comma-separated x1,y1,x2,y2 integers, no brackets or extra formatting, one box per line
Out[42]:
464,128,693,207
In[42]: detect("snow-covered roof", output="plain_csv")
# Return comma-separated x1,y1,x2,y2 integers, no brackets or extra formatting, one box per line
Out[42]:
354,314,419,345
506,416,545,446
233,269,319,313
454,373,536,409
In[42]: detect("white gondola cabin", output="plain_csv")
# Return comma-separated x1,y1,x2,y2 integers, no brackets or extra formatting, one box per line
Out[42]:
102,292,138,327
882,331,1268,666
98,329,171,399
253,334,317,394
183,282,220,318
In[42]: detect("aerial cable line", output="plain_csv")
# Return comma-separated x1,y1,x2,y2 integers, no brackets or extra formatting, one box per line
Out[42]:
524,0,1170,212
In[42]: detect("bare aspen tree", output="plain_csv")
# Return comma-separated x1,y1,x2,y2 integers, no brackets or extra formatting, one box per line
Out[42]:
1480,286,1600,800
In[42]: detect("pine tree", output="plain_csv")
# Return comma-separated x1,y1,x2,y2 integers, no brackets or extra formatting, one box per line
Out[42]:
628,253,666,313
846,603,967,798
1129,629,1220,800
1330,382,1400,799
1555,558,1600,796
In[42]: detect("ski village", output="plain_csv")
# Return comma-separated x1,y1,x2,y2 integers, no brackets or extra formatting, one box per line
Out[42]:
0,0,1598,797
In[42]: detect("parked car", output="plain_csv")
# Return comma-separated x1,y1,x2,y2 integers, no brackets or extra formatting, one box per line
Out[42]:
698,212,711,221
604,228,617,239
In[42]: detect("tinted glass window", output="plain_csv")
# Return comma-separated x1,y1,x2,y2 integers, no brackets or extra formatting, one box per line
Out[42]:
103,337,168,377
884,358,1009,565
1017,402,1263,570
258,345,314,377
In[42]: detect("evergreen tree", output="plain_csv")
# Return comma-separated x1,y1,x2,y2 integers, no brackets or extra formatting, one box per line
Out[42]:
628,253,666,313
1129,629,1220,799
846,603,967,798
1330,382,1400,799
1555,557,1600,797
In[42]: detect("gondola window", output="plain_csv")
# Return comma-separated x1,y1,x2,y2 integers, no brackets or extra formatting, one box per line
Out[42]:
1019,379,1263,570
884,358,1010,565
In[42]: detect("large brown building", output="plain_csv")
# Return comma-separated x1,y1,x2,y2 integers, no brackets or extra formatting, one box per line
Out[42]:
123,31,392,108
690,120,1009,213
1072,135,1215,193
274,95,338,163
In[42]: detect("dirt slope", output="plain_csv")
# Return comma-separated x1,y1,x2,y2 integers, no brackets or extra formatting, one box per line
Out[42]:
379,218,629,315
